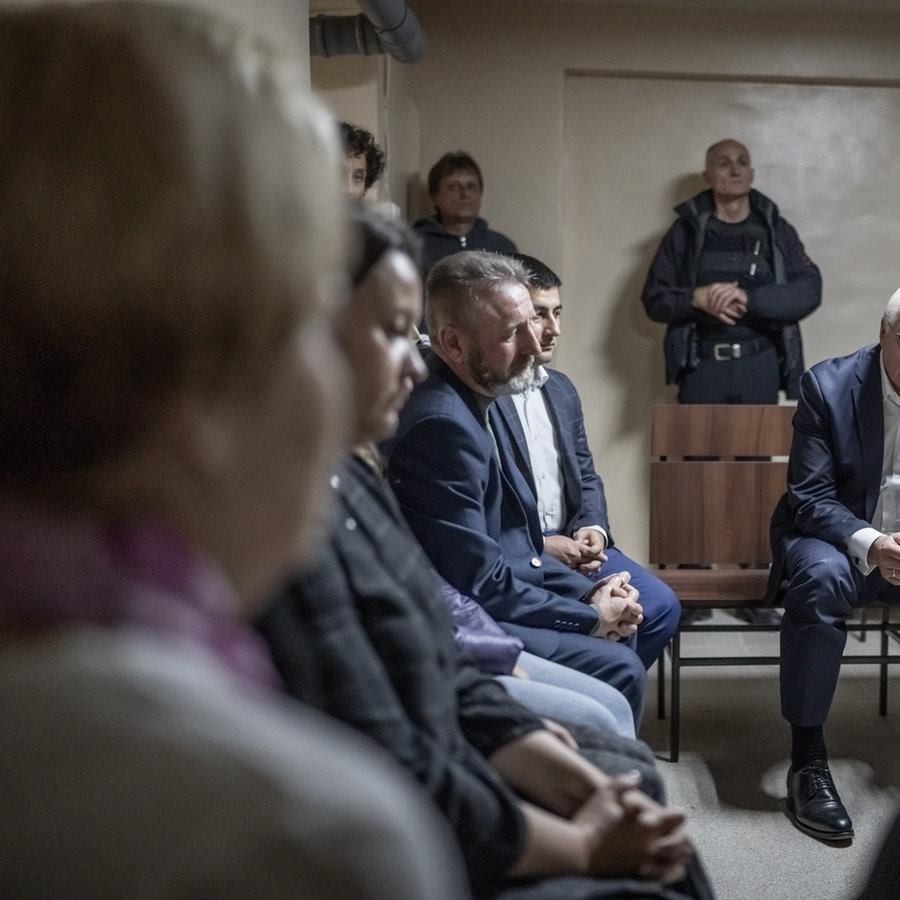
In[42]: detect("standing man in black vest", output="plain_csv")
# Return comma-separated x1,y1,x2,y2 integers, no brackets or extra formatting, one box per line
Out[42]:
642,138,822,626
642,138,821,405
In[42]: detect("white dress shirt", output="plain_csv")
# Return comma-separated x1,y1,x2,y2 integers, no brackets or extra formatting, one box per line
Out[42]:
511,368,565,533
846,359,900,574
511,367,608,545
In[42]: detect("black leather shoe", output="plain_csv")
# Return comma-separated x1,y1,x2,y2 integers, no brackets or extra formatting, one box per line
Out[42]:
786,761,854,841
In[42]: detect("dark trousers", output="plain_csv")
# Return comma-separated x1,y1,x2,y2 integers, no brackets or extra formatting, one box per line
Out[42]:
565,721,663,801
780,536,900,726
678,346,779,405
496,858,716,900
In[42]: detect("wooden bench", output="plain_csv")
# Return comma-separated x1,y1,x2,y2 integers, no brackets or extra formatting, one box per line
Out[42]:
648,403,900,761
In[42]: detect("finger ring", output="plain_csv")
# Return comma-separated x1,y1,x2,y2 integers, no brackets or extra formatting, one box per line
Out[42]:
892,569,897,580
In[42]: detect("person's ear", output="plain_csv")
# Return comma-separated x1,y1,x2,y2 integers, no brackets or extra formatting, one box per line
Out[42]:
436,323,465,365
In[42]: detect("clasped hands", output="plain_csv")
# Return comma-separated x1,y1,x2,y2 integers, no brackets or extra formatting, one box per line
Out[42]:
573,774,693,884
541,531,642,640
869,532,900,584
692,281,748,325
589,571,643,641
545,527,607,574
494,729,693,885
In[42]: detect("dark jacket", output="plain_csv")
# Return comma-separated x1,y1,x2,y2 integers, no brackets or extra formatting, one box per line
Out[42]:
641,188,822,398
258,453,541,897
413,214,518,275
259,454,712,900
768,344,883,599
382,351,601,634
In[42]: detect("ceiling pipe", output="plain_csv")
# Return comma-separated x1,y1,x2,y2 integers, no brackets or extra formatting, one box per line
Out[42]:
309,0,427,64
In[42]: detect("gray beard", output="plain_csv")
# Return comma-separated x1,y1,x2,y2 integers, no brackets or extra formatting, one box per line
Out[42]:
474,360,536,396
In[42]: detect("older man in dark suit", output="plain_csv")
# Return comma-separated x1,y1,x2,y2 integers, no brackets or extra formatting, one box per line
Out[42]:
770,286,900,842
490,255,680,671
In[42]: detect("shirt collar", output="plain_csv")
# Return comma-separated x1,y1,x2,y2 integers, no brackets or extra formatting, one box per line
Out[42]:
880,356,900,406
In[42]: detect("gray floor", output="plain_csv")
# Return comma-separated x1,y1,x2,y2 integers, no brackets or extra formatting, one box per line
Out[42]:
641,611,900,900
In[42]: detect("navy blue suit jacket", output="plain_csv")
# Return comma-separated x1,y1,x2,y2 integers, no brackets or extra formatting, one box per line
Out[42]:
769,344,884,592
382,352,600,634
492,368,612,542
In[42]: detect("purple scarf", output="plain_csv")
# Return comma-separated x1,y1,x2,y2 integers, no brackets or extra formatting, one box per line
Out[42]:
0,500,281,692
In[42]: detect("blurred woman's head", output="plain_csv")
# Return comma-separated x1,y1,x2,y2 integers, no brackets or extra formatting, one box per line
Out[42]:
335,212,426,443
0,1,350,606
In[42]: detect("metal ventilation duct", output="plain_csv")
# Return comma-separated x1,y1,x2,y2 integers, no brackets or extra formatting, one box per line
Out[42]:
310,0,427,64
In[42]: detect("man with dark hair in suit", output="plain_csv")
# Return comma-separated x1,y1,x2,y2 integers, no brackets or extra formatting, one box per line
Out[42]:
770,285,900,842
491,255,680,670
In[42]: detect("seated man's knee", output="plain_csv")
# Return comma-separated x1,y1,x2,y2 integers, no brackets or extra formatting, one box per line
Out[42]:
784,544,859,618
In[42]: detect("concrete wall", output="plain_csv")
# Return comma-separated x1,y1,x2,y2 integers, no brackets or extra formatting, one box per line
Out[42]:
312,0,900,560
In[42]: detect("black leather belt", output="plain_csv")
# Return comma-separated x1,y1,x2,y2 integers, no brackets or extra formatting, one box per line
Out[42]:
699,336,773,361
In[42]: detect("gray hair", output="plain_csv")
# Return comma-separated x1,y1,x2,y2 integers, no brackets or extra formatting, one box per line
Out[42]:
425,251,531,339
884,286,900,330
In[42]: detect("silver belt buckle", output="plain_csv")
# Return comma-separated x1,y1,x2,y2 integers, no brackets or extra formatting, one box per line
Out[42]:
713,342,741,361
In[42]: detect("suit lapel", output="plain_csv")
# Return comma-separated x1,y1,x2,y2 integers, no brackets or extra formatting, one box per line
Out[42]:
491,397,537,497
851,346,884,520
489,401,545,552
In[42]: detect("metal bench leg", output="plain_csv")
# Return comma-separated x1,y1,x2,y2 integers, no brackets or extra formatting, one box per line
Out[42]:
670,629,681,762
880,607,889,716
657,645,667,720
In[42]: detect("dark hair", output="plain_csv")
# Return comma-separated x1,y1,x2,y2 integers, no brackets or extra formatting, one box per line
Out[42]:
509,253,561,291
427,151,483,197
350,209,422,287
339,122,386,190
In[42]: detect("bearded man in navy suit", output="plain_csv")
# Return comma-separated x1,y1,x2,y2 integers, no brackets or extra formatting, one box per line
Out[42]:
770,286,900,843
490,255,680,671
383,251,650,722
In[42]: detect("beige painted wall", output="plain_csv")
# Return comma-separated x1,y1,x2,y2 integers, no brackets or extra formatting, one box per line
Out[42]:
47,0,312,58
217,0,310,60
309,0,420,216
313,0,900,560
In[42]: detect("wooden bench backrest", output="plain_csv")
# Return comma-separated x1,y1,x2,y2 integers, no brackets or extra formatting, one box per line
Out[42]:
649,404,795,569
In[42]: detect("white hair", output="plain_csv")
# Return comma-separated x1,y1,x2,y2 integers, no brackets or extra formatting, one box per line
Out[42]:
884,286,900,329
